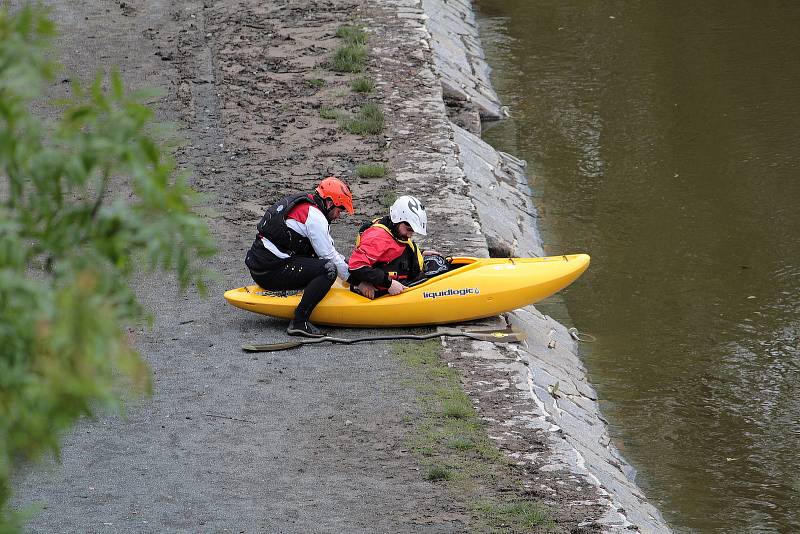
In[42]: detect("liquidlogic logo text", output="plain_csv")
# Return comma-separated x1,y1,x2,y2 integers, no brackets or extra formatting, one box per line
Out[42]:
422,287,480,299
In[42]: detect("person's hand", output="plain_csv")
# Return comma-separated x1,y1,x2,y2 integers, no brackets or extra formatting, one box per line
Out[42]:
388,279,405,295
422,249,441,256
355,281,377,299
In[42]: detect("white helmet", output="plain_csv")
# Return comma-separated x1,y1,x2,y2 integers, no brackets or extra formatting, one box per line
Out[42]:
390,195,427,235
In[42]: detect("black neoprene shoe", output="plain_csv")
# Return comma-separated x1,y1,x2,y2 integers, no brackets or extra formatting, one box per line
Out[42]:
286,319,325,338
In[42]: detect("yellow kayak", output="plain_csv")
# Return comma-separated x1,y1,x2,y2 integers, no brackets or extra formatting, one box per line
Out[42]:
224,254,590,327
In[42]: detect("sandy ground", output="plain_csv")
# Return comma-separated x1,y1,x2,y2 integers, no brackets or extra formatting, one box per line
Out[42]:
12,1,465,532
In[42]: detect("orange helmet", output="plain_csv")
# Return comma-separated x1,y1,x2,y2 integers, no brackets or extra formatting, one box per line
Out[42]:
316,176,354,214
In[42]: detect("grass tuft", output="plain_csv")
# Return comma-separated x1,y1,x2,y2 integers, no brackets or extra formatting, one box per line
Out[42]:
336,25,367,45
474,501,552,529
351,77,375,93
332,44,367,73
425,466,453,482
341,103,384,135
447,437,475,451
379,192,396,209
420,446,435,457
442,399,473,420
319,107,340,120
355,163,386,178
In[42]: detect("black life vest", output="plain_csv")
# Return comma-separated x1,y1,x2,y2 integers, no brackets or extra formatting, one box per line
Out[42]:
356,216,424,281
255,192,327,258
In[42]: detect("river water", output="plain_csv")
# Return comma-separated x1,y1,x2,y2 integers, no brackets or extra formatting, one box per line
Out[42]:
472,1,800,532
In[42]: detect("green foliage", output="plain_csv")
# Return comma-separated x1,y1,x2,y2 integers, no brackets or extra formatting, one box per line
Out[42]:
350,77,374,93
331,44,367,73
0,5,215,529
355,163,386,178
335,25,367,46
341,103,384,135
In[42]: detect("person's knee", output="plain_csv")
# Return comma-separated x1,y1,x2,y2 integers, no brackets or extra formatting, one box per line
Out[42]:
323,260,337,282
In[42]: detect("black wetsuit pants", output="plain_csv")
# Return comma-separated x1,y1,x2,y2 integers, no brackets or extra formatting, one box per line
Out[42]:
249,256,336,322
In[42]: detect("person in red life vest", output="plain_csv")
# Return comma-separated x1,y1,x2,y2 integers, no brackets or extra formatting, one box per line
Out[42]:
348,195,441,299
245,177,354,337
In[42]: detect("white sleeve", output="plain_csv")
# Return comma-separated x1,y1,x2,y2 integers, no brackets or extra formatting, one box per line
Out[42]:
304,207,350,281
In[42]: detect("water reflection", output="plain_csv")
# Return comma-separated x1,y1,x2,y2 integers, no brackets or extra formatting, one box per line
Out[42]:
475,1,800,532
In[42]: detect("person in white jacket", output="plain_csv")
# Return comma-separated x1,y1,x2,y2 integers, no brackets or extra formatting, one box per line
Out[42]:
245,177,354,337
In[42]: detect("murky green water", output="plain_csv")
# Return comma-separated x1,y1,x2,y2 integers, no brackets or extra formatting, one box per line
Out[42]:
473,1,800,532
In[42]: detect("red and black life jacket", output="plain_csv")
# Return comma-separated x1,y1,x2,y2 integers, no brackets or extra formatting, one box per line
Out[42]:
246,192,327,271
356,216,424,281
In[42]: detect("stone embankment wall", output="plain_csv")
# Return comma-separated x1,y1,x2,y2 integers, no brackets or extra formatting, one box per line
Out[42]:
371,0,672,531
